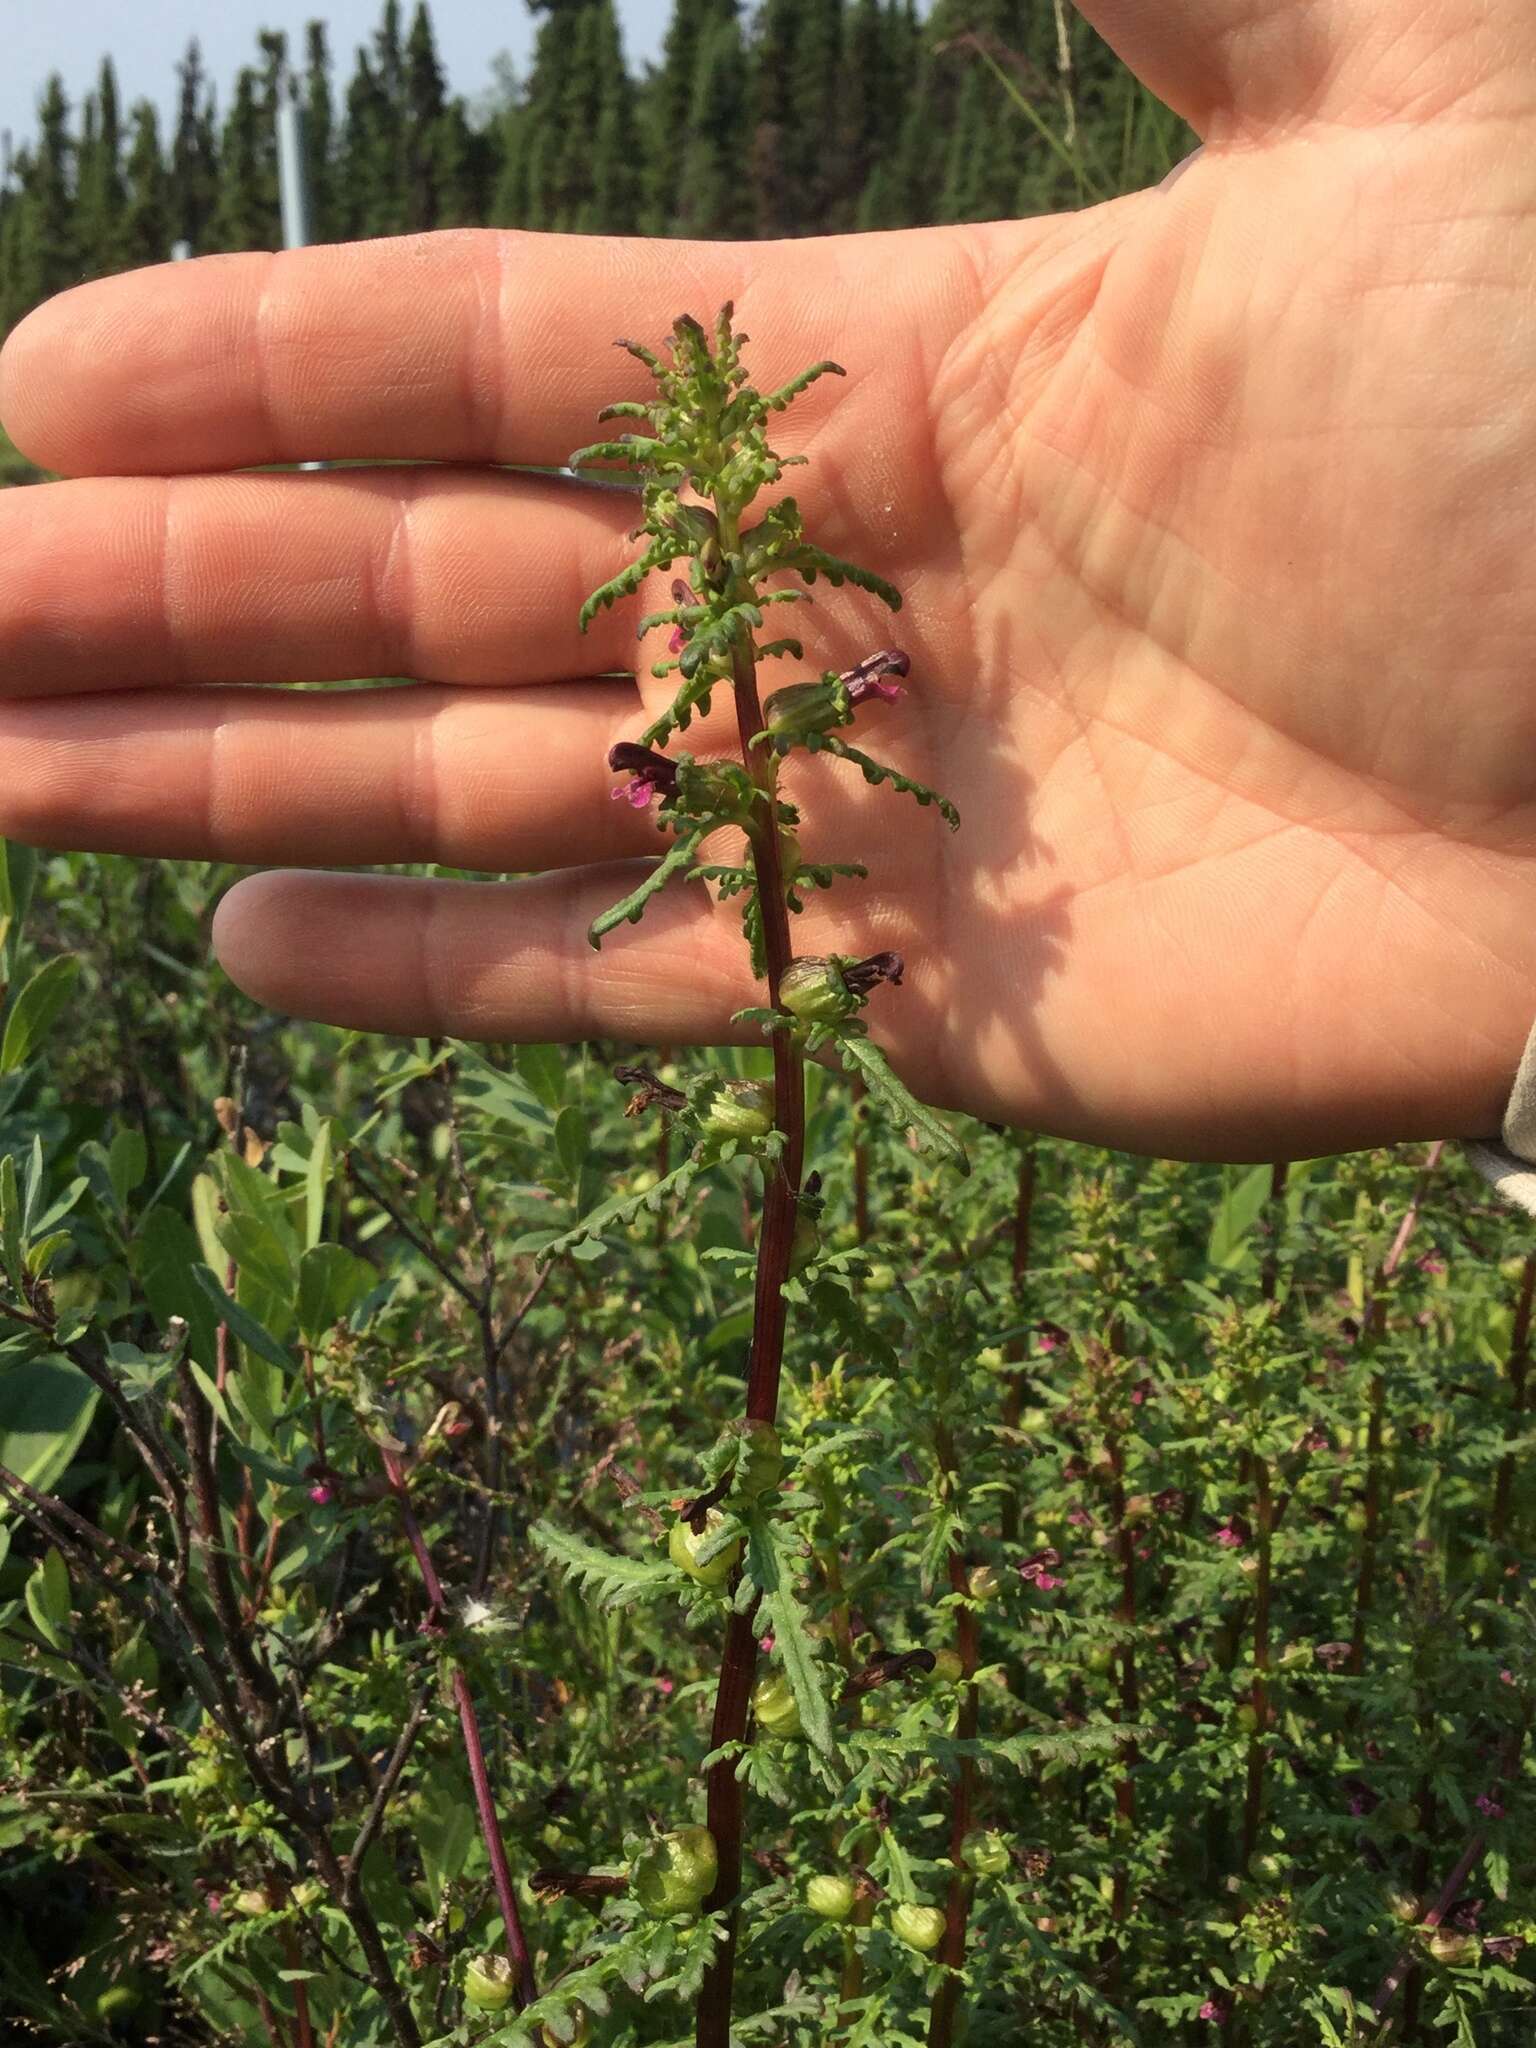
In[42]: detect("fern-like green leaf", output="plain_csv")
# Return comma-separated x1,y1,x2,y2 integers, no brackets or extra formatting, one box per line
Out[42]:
531,1521,675,1611
745,1515,840,1772
536,1154,704,1261
809,733,960,830
578,544,674,634
836,1033,969,1175
789,544,902,612
589,830,706,948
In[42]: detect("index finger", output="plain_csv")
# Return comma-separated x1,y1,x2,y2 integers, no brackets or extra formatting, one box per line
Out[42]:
0,228,905,481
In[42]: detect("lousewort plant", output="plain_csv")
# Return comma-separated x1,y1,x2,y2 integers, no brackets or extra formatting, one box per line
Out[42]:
530,306,968,2043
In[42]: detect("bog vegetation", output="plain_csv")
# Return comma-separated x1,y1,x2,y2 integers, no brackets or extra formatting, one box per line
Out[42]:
4,8,1536,2048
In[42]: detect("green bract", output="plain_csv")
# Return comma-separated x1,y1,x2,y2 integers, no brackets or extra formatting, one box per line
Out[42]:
778,957,859,1027
464,1953,516,2013
698,1079,775,1142
668,1511,741,1588
632,1826,719,1918
961,1830,1010,1879
892,1903,948,1954
752,1671,803,1739
806,1874,857,1922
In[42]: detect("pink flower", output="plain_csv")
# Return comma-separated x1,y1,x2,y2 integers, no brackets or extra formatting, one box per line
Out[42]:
1067,1507,1093,1529
759,1634,775,1654
837,647,910,708
1036,1322,1068,1355
657,1676,675,1697
1213,1523,1244,1550
1017,1547,1064,1592
1476,1793,1506,1819
1130,1377,1154,1406
308,1483,333,1506
667,579,697,655
1417,1252,1447,1275
608,742,680,809
1198,1998,1229,2022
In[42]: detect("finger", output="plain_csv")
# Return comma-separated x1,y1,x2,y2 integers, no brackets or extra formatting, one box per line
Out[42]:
211,867,755,1046
0,468,640,698
1074,0,1355,134
0,682,665,870
0,229,827,478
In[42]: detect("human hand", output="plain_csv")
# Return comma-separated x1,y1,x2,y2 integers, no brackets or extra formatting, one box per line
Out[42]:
1,0,1532,1160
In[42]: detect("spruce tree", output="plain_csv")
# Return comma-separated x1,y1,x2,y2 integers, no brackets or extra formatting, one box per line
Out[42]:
748,0,806,236
12,77,77,315
338,48,395,238
403,3,447,230
76,61,126,276
645,0,739,235
171,40,219,253
212,67,276,252
0,152,29,334
120,102,169,269
303,23,337,242
675,13,752,239
517,0,639,235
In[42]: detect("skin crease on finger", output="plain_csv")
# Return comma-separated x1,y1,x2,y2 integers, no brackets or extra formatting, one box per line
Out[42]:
6,7,1536,1163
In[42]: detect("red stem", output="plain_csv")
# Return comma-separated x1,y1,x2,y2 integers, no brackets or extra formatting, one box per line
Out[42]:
695,635,807,2048
379,1449,536,2009
927,1424,978,2048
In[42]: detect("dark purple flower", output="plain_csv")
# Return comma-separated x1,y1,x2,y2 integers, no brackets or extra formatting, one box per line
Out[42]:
838,647,910,708
1449,1896,1485,1931
1300,1429,1329,1453
609,742,680,809
1484,1933,1524,1964
841,952,904,996
1475,1793,1506,1820
1153,1487,1186,1516
1315,1641,1352,1671
1017,1546,1065,1592
1067,1506,1093,1529
613,1064,688,1116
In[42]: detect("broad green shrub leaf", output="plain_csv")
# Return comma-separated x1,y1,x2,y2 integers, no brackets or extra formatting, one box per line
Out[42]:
1206,1163,1274,1270
133,1207,221,1371
517,1043,567,1111
0,1355,98,1499
24,1546,69,1649
554,1104,589,1180
0,956,80,1074
296,1243,376,1347
190,1265,294,1371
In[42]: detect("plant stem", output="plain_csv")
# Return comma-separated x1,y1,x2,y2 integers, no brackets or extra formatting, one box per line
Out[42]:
1349,1144,1443,1677
1240,1456,1273,1869
1491,1252,1536,1550
1260,1161,1288,1303
696,627,807,2048
379,1448,536,2010
1000,1139,1038,1545
1108,1423,1139,1924
927,1424,978,2048
852,1071,871,1242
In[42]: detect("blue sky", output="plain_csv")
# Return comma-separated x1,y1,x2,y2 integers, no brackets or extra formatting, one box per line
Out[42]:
0,1,673,156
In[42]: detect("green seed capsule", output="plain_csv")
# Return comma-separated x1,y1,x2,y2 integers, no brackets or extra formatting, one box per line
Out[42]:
752,1672,803,1738
967,1564,1001,1604
892,1903,948,1953
632,1826,719,1918
464,1954,516,2013
668,1512,741,1588
779,957,858,1026
699,1079,775,1141
962,1830,1011,1879
806,1874,857,1922
929,1648,964,1686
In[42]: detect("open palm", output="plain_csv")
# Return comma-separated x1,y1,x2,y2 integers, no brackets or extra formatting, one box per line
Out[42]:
1,0,1531,1158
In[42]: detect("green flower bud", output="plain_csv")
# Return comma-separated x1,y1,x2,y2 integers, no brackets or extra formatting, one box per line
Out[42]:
806,1874,857,1922
962,1830,1011,1879
891,1902,947,1953
699,1079,775,1141
865,1262,898,1295
231,1888,269,1918
929,1647,964,1686
752,1672,803,1739
1388,1890,1421,1925
723,1418,783,1499
291,1879,324,1911
779,957,859,1025
668,1512,742,1588
632,1826,719,1918
1426,1928,1479,1967
464,1954,516,2012
541,2009,591,2048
